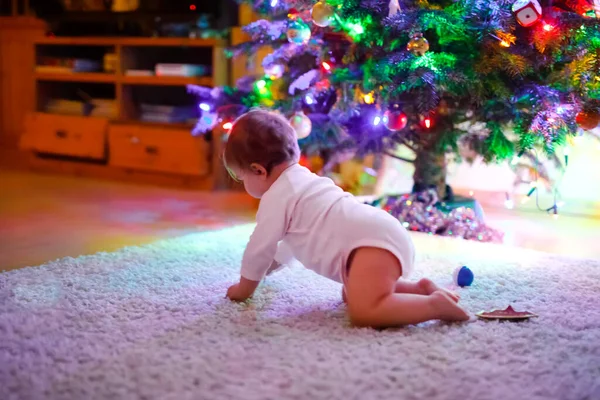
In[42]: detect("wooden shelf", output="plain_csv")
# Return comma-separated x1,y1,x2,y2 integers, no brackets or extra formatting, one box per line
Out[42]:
35,72,117,83
34,72,213,86
26,35,230,189
121,75,213,86
35,37,226,48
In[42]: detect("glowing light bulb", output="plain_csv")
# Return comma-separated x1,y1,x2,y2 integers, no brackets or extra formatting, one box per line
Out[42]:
424,118,432,129
373,115,382,126
349,23,364,35
557,106,564,113
199,103,210,111
543,23,554,32
500,40,510,48
223,122,233,130
256,79,267,89
363,92,375,104
189,4,196,11
321,61,331,71
305,94,314,105
270,0,278,6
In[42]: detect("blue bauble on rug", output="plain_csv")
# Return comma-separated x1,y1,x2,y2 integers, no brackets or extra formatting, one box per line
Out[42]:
453,266,474,287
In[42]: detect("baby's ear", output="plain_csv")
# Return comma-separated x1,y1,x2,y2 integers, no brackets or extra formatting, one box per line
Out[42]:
250,163,267,177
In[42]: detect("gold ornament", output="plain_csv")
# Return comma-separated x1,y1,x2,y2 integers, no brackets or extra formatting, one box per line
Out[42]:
289,112,312,139
311,1,334,27
407,33,429,56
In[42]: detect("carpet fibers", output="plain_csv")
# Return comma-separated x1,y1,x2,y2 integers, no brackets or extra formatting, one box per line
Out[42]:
1,225,599,400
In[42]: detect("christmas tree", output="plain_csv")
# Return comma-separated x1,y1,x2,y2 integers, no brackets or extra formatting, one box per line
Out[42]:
189,0,600,239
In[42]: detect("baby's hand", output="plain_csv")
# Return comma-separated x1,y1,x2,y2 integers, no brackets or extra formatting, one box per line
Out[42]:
226,277,259,302
226,283,249,302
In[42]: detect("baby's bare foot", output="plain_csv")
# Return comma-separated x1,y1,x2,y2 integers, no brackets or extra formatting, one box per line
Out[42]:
419,278,460,303
430,291,470,322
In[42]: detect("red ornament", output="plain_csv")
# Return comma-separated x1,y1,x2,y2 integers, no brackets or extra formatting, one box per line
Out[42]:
512,0,542,27
476,305,538,320
314,79,331,91
576,111,600,130
384,109,408,131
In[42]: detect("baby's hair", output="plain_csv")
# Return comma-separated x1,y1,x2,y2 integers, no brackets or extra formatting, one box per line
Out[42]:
224,109,300,180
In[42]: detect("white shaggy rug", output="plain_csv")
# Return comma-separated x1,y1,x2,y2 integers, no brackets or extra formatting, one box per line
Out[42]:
1,225,599,400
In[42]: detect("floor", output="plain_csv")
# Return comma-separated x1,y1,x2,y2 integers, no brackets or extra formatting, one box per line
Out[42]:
0,170,256,271
1,169,599,271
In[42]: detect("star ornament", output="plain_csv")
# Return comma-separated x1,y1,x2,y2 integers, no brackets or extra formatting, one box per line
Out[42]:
476,305,538,320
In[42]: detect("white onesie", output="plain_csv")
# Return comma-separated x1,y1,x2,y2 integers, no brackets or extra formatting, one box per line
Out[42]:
240,163,415,283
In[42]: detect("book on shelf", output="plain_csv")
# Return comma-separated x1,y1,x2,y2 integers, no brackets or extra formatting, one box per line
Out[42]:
155,64,211,77
125,70,155,77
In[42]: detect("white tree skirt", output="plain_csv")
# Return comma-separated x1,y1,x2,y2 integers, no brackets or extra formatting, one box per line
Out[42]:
1,225,599,400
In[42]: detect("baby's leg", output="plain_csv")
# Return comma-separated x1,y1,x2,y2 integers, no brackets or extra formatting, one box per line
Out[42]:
395,279,460,303
345,247,469,328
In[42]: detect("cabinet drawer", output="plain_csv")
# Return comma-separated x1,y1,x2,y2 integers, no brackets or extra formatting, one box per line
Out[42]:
20,113,108,160
108,125,210,176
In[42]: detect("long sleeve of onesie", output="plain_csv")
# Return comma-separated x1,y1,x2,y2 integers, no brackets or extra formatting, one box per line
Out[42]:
240,196,289,282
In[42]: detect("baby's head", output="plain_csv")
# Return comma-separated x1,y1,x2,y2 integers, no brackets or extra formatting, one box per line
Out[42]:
224,109,300,198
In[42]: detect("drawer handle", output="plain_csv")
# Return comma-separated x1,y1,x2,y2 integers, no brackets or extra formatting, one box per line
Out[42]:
55,130,67,139
145,146,159,155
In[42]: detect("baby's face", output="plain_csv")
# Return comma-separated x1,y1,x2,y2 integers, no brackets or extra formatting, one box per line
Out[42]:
231,165,270,199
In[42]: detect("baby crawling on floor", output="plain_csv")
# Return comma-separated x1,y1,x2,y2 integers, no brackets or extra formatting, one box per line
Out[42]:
224,109,469,328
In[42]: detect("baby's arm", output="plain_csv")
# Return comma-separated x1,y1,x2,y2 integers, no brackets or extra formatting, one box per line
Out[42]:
227,201,288,302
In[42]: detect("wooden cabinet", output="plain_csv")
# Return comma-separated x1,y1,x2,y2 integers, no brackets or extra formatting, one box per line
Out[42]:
2,33,231,188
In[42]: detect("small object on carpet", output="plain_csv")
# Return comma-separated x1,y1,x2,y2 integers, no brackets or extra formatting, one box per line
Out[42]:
453,265,474,287
476,305,538,320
